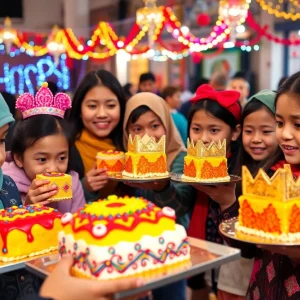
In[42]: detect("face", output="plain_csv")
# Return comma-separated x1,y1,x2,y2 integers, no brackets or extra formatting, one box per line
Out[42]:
167,92,181,110
243,108,277,161
189,110,240,152
0,124,9,168
276,94,300,165
128,110,166,142
139,80,156,93
14,133,69,181
81,86,120,138
229,79,249,103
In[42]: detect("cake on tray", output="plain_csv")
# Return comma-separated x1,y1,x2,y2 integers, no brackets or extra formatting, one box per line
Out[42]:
0,205,62,262
236,164,300,242
58,195,190,280
182,139,230,182
96,150,125,174
122,134,168,178
36,172,72,201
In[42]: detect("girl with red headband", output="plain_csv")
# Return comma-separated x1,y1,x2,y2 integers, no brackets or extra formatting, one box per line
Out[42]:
186,84,242,300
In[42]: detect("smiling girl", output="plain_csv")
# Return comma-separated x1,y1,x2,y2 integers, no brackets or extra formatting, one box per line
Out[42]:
66,70,129,201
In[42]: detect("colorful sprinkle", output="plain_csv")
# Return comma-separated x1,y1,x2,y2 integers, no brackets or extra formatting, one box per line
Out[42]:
108,247,116,255
159,237,165,245
134,243,141,251
85,248,90,255
2,248,7,253
73,243,78,250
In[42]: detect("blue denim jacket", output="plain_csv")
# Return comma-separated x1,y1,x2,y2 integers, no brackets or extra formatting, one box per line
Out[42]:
0,175,43,300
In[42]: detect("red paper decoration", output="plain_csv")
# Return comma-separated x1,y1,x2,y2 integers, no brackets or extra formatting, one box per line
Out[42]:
196,13,211,26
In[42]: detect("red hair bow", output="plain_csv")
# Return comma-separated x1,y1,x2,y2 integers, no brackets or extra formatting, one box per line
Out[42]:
190,84,241,122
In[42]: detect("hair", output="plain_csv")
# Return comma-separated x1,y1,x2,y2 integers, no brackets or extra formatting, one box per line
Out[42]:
1,92,16,117
47,81,59,95
123,83,133,100
11,115,74,172
127,105,151,127
161,86,180,100
210,72,228,89
65,70,126,151
277,76,288,90
262,72,300,171
139,72,155,84
228,77,250,90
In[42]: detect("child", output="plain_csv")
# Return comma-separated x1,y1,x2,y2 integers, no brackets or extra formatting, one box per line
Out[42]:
2,84,85,213
123,92,195,300
66,70,130,201
228,77,249,107
200,73,300,299
186,84,241,299
162,86,188,145
138,72,158,94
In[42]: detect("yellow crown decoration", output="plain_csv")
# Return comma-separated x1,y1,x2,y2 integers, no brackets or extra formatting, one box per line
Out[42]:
127,134,166,153
242,164,300,202
187,138,226,158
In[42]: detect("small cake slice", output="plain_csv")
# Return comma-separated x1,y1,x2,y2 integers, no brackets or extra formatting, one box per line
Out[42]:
96,150,125,174
36,172,72,201
0,205,62,262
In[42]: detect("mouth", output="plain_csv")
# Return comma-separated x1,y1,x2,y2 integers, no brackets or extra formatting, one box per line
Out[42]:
250,147,266,154
93,121,110,129
281,144,299,155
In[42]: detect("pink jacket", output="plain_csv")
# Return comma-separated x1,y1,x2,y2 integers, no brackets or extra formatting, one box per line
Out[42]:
2,152,86,214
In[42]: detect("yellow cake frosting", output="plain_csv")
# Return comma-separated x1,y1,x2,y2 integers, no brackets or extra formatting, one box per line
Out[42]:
183,139,230,182
236,165,300,242
0,205,62,262
58,195,190,280
36,172,72,201
122,134,168,178
96,150,125,174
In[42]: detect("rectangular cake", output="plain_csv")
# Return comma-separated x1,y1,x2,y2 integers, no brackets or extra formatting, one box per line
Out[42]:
122,134,168,178
0,205,62,262
182,139,230,182
36,172,72,201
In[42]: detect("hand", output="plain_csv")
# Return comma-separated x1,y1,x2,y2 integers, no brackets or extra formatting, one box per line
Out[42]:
258,245,300,260
124,179,169,192
193,182,236,211
84,165,109,192
40,255,150,300
25,179,57,205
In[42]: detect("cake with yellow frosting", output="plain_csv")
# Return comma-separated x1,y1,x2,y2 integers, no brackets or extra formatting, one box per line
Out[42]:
36,172,72,201
58,195,190,280
236,164,300,242
96,150,125,174
182,139,230,182
122,134,168,178
0,205,62,262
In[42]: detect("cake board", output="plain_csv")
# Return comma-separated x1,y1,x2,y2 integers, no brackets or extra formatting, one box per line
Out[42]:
0,250,58,274
171,173,241,186
220,218,300,246
108,173,171,183
25,238,240,299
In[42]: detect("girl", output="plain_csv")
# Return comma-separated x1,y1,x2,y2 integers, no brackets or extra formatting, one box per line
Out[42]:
2,85,85,213
123,92,195,300
66,70,129,201
200,73,300,299
186,84,241,300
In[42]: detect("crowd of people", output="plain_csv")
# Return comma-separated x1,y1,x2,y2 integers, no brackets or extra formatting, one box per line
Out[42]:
0,68,299,300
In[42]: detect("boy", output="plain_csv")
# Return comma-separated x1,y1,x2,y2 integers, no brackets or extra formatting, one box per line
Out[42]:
228,77,250,107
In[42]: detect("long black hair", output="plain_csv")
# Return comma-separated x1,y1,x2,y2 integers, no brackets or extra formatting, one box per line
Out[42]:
262,72,300,171
65,70,126,151
11,115,73,172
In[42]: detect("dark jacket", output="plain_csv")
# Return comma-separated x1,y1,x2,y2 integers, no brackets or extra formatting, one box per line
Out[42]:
0,175,43,300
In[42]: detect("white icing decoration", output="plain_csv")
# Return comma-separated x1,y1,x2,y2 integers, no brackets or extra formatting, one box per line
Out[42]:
162,207,175,218
61,212,72,224
92,224,107,237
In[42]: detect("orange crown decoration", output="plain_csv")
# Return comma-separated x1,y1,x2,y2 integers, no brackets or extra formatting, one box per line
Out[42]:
242,164,300,202
128,134,165,153
187,138,226,158
16,82,71,119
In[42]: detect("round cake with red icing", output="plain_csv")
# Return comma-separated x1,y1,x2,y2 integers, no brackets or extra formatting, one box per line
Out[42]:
58,195,190,280
96,151,125,174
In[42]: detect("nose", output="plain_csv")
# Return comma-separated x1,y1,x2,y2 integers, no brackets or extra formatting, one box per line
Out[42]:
45,162,59,173
280,124,293,141
201,132,211,146
96,105,107,118
251,133,262,143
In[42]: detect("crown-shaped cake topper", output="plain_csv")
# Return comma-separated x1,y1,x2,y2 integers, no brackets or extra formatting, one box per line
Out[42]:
187,138,226,158
242,164,300,202
16,82,71,119
128,134,165,153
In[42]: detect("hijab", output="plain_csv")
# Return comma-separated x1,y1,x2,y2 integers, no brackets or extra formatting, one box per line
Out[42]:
123,92,186,169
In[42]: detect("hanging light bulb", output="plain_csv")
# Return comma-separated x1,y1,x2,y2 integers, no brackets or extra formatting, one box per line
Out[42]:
0,17,17,54
46,26,66,65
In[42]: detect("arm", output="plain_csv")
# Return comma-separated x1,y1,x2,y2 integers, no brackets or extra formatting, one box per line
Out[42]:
140,152,195,217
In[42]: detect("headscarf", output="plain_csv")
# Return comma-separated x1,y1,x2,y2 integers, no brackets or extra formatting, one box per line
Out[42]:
123,92,186,169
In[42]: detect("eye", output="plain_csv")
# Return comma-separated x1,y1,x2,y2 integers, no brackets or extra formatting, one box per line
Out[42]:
276,121,283,128
37,158,46,163
263,130,273,134
87,104,97,109
0,138,5,144
192,127,200,133
107,104,117,109
58,156,67,161
210,128,220,133
243,130,252,134
295,123,300,128
132,127,141,133
151,123,160,129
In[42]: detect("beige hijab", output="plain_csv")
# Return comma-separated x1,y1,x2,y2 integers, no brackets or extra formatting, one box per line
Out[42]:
123,92,186,170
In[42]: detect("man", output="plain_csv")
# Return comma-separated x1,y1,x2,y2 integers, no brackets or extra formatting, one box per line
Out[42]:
228,77,250,107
